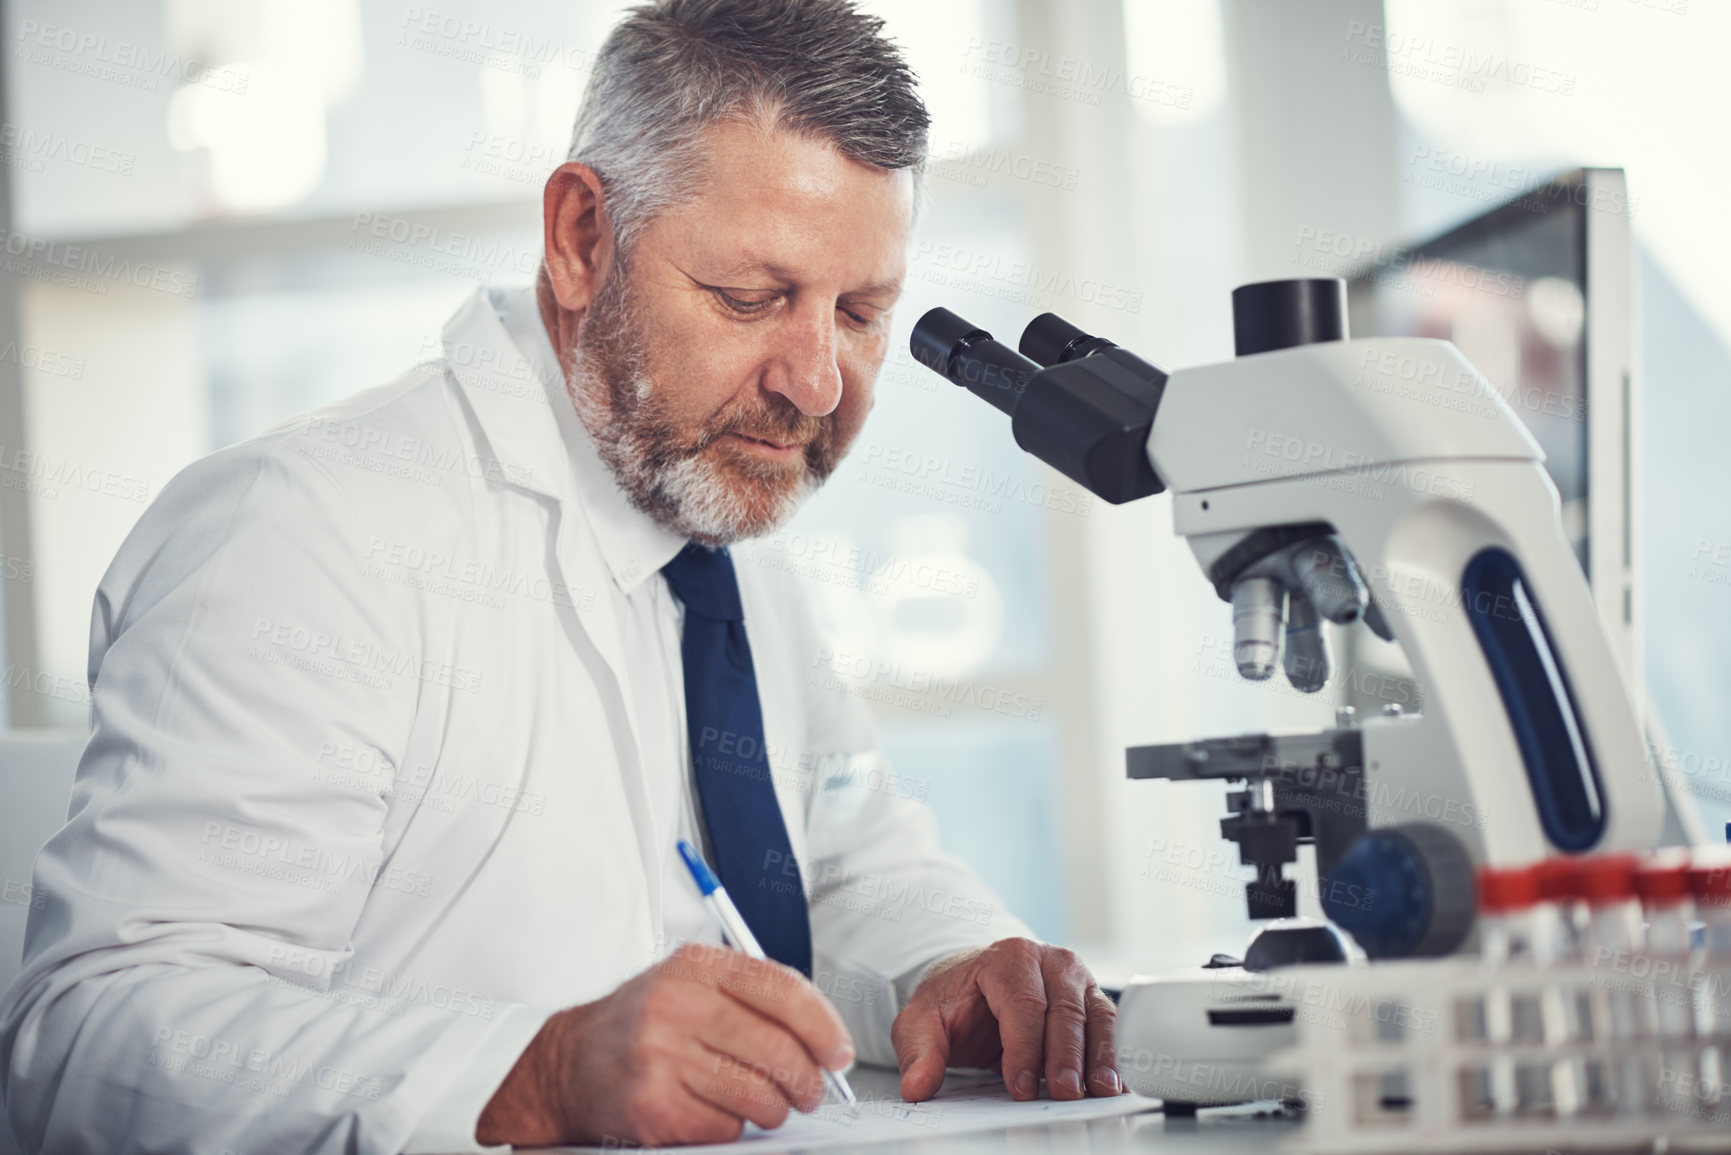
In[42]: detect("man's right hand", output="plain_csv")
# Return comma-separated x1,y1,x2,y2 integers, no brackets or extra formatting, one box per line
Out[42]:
475,942,857,1147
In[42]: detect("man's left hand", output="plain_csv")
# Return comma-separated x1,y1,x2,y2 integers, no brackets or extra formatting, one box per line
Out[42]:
890,938,1122,1103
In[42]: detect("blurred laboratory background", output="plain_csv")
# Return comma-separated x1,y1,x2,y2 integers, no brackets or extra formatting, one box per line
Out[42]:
2,0,1728,982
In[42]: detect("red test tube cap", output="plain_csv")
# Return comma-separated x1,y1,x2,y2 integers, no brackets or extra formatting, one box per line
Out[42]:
1477,864,1540,914
1535,856,1581,902
1689,862,1731,912
1571,854,1638,904
1633,853,1692,905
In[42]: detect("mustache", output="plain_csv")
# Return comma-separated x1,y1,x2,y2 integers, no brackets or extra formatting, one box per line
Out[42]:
695,392,829,452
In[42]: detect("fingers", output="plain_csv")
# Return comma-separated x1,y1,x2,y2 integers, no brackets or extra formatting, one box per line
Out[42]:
1032,952,1120,1099
667,942,855,1072
1083,983,1123,1096
1038,951,1090,1101
926,940,1119,1103
609,1035,756,1147
694,993,830,1115
685,1043,801,1133
891,1000,951,1103
973,940,1049,1101
660,1068,755,1145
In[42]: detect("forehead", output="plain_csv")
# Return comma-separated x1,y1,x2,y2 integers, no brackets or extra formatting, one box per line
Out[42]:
650,119,913,283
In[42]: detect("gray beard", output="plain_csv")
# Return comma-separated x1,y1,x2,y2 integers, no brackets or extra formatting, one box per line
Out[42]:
562,264,831,546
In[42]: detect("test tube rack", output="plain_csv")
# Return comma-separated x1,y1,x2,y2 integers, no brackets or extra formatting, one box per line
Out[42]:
1266,955,1731,1154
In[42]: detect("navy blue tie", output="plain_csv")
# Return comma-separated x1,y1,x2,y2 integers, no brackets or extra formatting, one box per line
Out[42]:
661,542,813,976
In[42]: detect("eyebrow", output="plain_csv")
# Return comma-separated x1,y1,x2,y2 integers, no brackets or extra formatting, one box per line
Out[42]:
707,258,902,298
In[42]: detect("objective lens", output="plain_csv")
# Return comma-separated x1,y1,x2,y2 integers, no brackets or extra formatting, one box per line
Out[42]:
1232,577,1286,681
1283,594,1329,693
1290,537,1367,625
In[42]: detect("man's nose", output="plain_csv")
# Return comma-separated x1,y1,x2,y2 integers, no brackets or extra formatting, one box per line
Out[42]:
764,305,844,417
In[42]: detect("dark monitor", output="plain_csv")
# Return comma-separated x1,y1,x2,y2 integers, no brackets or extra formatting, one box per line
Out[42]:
1346,169,1703,845
1346,167,1633,673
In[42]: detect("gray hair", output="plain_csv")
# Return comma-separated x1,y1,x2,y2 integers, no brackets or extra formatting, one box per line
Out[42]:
567,0,930,259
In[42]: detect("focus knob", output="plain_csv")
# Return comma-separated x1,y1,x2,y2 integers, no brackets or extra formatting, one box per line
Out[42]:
1321,822,1477,959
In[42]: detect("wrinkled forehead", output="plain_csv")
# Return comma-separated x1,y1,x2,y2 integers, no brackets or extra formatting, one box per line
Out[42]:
650,120,913,289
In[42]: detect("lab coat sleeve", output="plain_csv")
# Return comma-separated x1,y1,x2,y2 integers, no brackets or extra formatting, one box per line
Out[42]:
0,442,549,1155
795,609,1036,1067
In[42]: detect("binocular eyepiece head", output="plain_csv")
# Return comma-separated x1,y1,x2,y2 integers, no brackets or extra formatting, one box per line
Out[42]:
907,306,1167,504
908,309,1120,387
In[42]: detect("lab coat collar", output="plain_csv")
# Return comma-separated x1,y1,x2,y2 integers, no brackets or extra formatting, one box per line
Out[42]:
444,285,688,596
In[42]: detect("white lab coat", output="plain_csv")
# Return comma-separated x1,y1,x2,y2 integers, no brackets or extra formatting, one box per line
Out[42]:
0,286,1031,1154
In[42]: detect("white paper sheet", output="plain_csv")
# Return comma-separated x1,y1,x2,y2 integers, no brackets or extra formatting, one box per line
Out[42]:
547,1073,1159,1153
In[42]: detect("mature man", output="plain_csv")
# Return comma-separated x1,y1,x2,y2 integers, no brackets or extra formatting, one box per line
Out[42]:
0,1,1120,1150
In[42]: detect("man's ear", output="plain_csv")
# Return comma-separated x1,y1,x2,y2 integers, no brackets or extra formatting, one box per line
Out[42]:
542,161,616,314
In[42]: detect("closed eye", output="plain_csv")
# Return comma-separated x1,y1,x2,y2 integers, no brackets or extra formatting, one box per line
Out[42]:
703,281,881,329
708,287,779,315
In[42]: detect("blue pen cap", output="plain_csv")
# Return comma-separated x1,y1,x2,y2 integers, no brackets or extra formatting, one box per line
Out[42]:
677,840,722,896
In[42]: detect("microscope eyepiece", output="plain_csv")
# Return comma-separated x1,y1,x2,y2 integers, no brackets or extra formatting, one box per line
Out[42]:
909,307,988,377
909,307,1039,416
1019,313,1117,367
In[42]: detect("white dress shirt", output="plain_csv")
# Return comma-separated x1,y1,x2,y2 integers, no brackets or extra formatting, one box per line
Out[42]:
0,284,1031,1155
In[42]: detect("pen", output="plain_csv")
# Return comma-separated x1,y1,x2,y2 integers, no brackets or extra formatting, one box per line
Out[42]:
676,839,859,1115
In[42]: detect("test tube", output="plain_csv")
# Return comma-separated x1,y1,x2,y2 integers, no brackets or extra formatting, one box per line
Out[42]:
1476,863,1545,1118
1635,854,1695,1122
1535,856,1588,1117
1573,855,1644,1117
1687,858,1731,1121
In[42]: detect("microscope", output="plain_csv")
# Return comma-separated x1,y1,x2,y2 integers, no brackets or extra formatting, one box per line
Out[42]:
908,278,1668,1108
